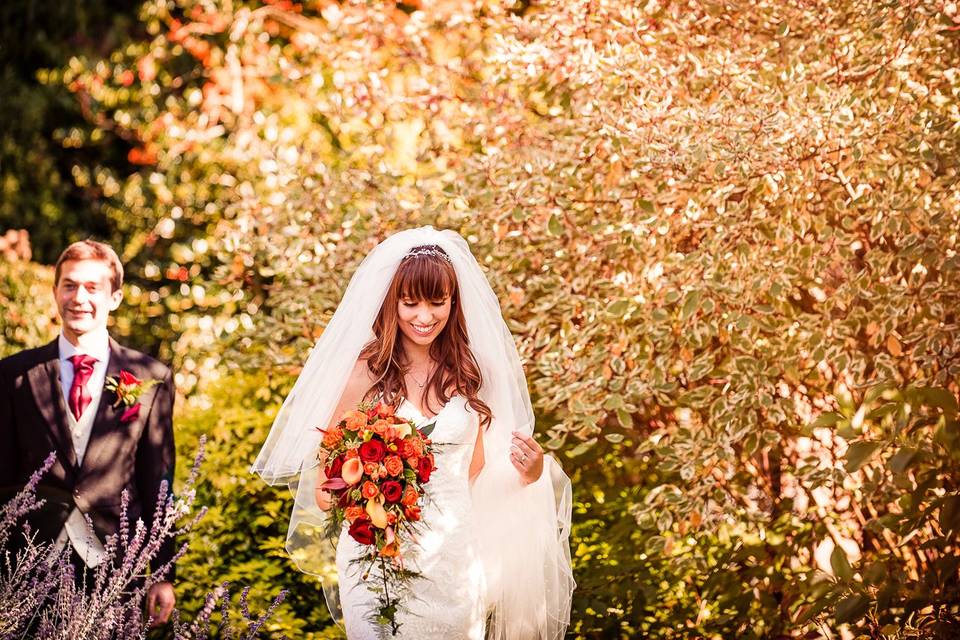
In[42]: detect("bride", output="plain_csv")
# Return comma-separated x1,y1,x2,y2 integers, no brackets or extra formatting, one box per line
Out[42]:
251,227,574,639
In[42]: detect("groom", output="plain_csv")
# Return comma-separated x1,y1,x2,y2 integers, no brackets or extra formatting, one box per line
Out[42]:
0,240,176,624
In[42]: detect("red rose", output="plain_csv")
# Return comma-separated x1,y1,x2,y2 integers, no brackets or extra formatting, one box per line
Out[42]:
326,455,344,479
119,370,141,386
380,481,403,503
348,519,375,545
120,403,141,423
359,439,386,463
417,456,433,483
398,440,417,460
404,505,421,522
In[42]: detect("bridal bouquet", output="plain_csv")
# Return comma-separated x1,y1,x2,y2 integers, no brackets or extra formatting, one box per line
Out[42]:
317,401,436,633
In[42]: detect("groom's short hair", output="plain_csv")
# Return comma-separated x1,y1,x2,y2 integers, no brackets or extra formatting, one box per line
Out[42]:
54,240,124,292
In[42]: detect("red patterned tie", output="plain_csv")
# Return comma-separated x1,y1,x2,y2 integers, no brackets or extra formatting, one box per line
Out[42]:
69,354,98,421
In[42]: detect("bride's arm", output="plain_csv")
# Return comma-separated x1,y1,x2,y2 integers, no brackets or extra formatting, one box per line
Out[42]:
315,359,374,510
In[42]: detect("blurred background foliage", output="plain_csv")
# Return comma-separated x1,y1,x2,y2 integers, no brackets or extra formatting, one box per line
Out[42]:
0,232,58,357
2,0,959,637
0,0,138,261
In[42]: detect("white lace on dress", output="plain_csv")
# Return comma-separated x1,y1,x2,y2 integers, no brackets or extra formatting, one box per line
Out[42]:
336,395,486,639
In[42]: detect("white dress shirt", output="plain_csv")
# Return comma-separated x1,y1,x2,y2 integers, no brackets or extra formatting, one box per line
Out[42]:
56,330,111,567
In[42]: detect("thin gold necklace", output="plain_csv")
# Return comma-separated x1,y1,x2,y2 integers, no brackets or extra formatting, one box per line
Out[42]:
408,364,434,389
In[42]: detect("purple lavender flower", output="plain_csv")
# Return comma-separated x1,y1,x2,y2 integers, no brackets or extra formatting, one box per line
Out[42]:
0,439,285,639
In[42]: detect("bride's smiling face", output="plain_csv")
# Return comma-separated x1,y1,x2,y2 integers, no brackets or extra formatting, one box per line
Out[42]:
397,295,452,347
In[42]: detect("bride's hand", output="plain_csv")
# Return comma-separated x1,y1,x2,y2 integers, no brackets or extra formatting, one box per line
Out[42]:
315,485,332,511
510,431,544,484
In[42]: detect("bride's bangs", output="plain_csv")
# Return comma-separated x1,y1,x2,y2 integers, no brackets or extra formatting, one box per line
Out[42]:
396,252,456,302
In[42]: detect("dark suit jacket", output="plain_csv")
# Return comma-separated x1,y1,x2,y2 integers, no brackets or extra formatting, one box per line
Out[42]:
0,337,176,580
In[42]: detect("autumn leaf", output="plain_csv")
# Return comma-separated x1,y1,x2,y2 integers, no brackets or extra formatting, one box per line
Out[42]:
886,334,902,357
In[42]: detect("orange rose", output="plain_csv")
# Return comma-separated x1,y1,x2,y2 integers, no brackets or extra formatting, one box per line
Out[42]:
321,426,343,448
384,455,404,477
361,481,379,500
404,505,421,521
401,486,419,506
343,409,368,432
344,505,365,522
364,462,380,479
371,419,391,436
412,437,425,456
387,511,397,525
346,446,360,459
367,402,393,418
382,425,398,441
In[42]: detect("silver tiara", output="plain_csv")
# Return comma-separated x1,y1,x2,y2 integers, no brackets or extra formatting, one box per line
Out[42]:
403,246,452,263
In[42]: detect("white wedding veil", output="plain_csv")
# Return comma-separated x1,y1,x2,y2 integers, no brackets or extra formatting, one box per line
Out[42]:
250,226,574,639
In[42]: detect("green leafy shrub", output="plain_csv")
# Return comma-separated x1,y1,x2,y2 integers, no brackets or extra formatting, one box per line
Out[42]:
809,384,960,638
26,0,960,635
173,371,342,638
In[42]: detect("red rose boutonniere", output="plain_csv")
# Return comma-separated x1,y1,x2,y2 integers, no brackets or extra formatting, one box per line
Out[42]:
105,370,160,423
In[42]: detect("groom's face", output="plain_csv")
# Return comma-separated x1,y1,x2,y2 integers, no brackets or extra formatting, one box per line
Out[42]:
54,259,123,340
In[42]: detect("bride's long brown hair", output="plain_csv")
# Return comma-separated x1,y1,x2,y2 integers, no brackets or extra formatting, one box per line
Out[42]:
359,245,492,429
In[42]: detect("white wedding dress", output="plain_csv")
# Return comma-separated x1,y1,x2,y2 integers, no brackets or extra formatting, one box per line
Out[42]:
335,395,487,639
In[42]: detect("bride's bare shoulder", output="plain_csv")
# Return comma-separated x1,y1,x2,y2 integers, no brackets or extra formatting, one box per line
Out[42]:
329,359,377,428
343,358,376,398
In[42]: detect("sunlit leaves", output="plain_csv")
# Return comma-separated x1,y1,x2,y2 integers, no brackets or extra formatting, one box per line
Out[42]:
844,440,882,472
49,0,960,635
